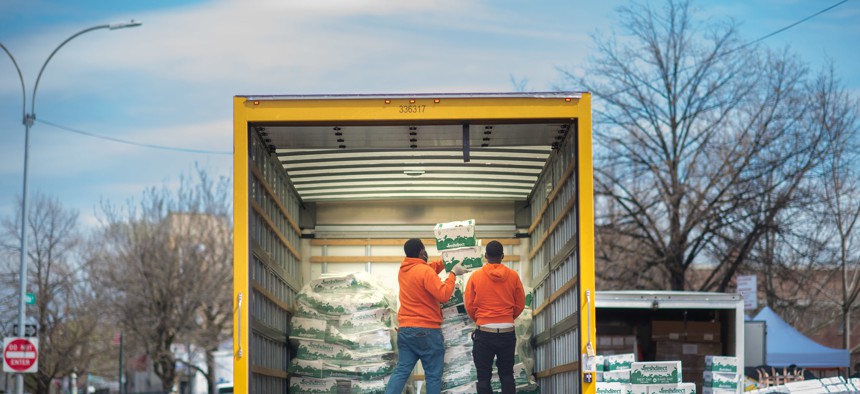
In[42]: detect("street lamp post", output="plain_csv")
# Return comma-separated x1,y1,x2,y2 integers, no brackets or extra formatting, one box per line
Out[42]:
0,20,141,394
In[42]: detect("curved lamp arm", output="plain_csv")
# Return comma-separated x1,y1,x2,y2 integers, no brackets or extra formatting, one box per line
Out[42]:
30,19,142,117
0,43,27,125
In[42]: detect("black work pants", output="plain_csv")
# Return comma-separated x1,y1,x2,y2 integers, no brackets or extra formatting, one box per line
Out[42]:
472,329,517,394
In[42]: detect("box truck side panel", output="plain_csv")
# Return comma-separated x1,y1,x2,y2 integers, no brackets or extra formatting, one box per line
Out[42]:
528,109,596,393
234,103,305,393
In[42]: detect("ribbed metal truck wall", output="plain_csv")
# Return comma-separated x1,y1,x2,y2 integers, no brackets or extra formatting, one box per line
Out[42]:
235,129,304,392
528,121,597,393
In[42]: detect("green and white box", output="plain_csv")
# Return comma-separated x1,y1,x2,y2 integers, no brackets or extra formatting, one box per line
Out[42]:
704,355,738,373
603,369,631,383
597,382,629,394
442,246,483,272
606,353,636,370
443,284,464,308
442,305,465,320
350,378,386,394
630,361,682,385
435,219,477,250
290,317,327,341
289,376,337,394
701,388,737,394
703,372,739,389
630,383,696,394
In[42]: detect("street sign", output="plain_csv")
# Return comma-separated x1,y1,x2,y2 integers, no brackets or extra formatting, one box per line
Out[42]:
12,324,37,337
3,337,39,373
24,293,35,305
737,275,758,310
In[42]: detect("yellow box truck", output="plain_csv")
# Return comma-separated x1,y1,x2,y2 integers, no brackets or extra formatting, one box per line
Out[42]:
232,92,595,393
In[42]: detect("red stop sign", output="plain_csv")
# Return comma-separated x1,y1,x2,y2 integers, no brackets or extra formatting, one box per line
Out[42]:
3,338,38,373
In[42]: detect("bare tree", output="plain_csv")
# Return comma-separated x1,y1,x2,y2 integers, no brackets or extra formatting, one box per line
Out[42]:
786,65,860,353
87,167,232,393
562,0,826,290
0,194,109,394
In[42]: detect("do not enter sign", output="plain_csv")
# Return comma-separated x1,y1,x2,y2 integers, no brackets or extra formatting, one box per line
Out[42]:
3,337,38,373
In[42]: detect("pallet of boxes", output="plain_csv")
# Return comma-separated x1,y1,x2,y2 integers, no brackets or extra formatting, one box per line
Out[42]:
434,219,539,394
288,272,397,394
596,353,698,394
652,320,725,392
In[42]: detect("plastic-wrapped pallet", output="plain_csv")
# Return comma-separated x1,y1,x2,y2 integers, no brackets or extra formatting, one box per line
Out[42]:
512,300,538,391
440,305,478,392
289,272,397,393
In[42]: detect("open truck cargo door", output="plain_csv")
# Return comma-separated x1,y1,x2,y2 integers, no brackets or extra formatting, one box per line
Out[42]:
232,92,595,393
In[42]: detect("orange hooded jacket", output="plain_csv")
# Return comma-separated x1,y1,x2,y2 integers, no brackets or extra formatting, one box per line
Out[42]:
397,257,457,328
464,263,525,326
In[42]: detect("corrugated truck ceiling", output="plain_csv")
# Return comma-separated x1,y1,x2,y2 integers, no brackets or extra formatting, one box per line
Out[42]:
247,92,579,202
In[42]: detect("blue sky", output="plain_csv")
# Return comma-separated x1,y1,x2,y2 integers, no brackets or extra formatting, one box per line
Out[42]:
1,0,858,229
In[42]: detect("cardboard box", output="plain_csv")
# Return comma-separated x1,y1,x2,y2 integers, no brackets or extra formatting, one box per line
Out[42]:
630,383,696,394
600,335,638,354
434,219,477,250
441,246,483,272
702,372,739,389
704,355,738,373
604,369,631,383
631,361,682,385
597,382,629,394
606,353,636,370
652,321,721,343
656,341,721,369
701,388,736,394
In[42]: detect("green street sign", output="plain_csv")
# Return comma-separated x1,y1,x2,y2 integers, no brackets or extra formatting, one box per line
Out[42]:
25,293,35,305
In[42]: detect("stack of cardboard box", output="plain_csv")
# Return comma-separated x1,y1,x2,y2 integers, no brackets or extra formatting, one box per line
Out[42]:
652,320,722,390
596,358,696,394
599,334,639,356
435,219,484,274
702,356,740,394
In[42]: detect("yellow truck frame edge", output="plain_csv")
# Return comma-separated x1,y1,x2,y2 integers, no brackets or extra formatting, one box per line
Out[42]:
232,93,595,394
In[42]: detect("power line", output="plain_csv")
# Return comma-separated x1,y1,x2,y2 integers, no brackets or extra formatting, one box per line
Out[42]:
37,118,232,155
587,0,849,99
741,0,849,49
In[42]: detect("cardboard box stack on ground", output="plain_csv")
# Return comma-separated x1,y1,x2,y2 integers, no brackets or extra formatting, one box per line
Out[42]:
288,272,396,394
598,353,635,383
701,355,740,394
652,320,722,391
598,358,701,394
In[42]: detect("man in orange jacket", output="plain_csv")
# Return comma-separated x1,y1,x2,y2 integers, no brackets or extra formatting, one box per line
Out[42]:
464,240,525,394
386,238,465,394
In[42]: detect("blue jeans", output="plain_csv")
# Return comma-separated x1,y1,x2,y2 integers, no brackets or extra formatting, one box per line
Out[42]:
385,327,445,394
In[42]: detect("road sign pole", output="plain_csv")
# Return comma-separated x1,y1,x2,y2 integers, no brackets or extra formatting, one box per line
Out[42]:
118,331,123,394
